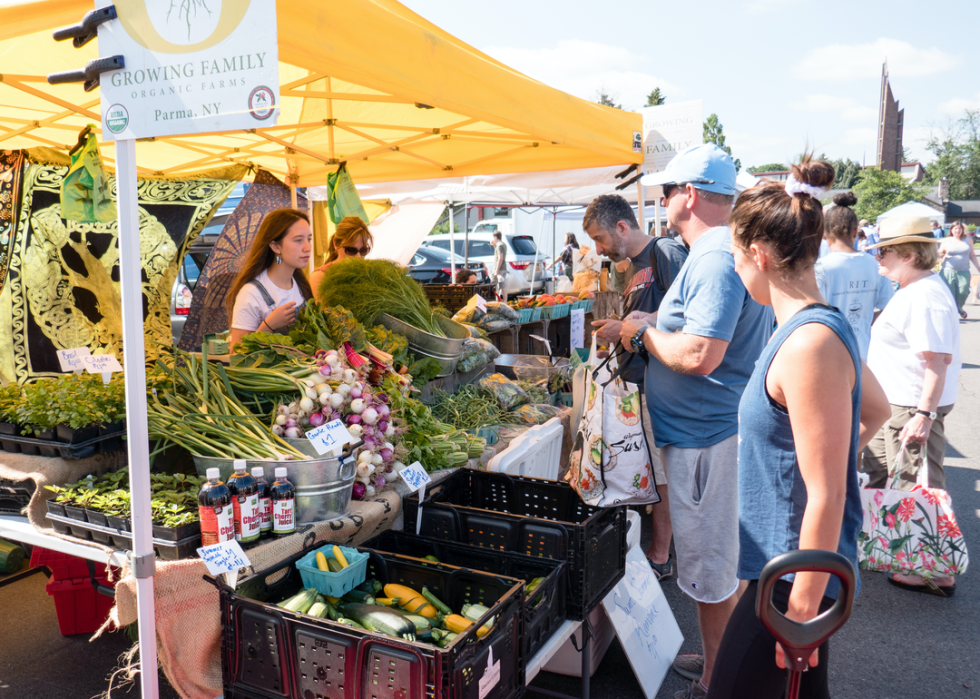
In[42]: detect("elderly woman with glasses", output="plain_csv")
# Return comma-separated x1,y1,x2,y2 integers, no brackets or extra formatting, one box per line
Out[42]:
863,214,963,598
309,216,374,295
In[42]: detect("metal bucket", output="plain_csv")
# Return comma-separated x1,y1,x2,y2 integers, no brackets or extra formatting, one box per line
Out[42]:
495,354,571,382
379,313,469,377
192,442,358,524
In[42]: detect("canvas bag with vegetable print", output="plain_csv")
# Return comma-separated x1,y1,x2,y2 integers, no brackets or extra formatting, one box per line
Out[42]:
857,437,969,578
567,336,660,507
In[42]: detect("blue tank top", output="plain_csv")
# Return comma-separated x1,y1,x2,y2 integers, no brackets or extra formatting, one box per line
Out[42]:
736,304,863,599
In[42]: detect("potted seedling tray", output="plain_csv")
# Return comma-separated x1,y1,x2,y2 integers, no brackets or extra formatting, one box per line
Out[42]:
0,478,34,516
0,426,126,459
46,511,200,561
219,545,526,699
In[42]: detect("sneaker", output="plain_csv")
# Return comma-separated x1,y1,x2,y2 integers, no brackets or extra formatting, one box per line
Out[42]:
673,679,708,699
647,554,674,582
672,654,704,681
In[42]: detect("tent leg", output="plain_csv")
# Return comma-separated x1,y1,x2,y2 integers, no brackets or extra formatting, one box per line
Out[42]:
116,138,160,699
636,180,645,233
290,180,298,210
449,198,456,281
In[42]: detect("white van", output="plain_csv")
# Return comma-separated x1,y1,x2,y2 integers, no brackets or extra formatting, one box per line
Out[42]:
422,221,549,295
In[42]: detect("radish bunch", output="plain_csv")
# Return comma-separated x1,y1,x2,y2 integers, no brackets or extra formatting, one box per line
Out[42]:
271,349,399,499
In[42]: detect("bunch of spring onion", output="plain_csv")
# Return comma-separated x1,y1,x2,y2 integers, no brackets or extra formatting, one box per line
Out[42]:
272,348,398,499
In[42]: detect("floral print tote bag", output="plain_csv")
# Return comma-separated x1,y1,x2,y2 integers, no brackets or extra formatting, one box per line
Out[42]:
567,337,660,507
857,438,969,578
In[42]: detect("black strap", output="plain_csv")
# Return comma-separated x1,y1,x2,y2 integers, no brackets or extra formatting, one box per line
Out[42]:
246,278,276,308
648,237,668,295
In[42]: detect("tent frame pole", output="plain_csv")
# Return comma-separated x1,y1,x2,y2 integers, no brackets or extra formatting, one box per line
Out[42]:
448,198,456,281
636,180,645,233
116,138,160,699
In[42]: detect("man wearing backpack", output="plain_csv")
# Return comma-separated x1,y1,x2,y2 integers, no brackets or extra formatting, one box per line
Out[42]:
585,194,688,582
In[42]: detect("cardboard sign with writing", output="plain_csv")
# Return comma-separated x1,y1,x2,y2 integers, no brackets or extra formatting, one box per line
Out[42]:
57,347,92,373
398,462,431,535
197,540,251,589
570,309,585,350
601,546,684,699
305,419,354,456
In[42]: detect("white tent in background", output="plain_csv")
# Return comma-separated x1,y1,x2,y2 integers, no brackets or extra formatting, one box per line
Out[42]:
876,201,946,226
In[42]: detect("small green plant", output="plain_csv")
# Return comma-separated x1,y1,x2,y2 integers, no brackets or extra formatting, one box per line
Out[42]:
0,384,23,423
15,373,127,435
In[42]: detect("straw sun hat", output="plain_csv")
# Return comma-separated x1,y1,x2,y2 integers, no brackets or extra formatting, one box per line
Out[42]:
867,214,940,249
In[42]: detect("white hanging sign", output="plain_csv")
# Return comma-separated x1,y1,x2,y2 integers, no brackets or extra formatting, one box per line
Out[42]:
640,100,704,177
197,539,252,590
398,461,431,535
570,309,585,350
97,0,280,140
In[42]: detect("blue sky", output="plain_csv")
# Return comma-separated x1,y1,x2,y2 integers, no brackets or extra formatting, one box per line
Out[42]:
401,0,979,170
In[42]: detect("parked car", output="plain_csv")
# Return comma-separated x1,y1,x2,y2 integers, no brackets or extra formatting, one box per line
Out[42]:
422,224,548,295
170,182,247,344
406,246,488,284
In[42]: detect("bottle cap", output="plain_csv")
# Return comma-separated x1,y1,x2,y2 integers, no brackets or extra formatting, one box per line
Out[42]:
251,466,264,478
275,467,288,478
233,459,247,472
206,468,220,480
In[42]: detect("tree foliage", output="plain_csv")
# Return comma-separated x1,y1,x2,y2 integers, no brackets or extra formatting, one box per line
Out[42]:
926,110,980,201
747,162,788,174
828,158,863,189
852,167,927,223
595,89,622,110
703,113,740,172
645,88,666,107
429,205,463,235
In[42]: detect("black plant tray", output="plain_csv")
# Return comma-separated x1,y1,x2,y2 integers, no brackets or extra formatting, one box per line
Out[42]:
46,512,200,561
0,427,126,460
0,478,34,515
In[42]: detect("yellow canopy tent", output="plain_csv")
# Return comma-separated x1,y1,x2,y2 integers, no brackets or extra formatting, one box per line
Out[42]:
0,0,642,186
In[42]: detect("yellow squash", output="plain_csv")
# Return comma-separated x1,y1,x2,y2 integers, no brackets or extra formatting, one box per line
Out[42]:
383,584,437,618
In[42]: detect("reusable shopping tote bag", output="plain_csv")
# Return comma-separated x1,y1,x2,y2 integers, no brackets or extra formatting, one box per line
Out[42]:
857,438,969,578
567,336,660,507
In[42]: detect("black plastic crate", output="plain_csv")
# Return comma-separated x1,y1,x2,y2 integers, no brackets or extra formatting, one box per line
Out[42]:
220,546,525,699
404,470,626,619
0,425,126,459
45,512,200,561
364,530,566,659
423,283,496,314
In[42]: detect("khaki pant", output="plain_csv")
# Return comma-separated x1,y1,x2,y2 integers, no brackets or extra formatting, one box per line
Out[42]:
861,404,953,491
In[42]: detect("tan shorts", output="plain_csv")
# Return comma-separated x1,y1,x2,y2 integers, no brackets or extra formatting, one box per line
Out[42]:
861,403,953,490
661,434,740,604
639,394,667,487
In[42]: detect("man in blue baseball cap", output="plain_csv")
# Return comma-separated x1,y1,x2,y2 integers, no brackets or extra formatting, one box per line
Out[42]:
620,144,774,699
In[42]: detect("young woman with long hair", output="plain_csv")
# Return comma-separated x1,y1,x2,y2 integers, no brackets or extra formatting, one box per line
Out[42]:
226,208,313,352
309,216,374,295
706,158,890,699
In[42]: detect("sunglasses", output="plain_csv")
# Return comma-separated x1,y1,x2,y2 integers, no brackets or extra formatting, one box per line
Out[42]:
342,246,371,256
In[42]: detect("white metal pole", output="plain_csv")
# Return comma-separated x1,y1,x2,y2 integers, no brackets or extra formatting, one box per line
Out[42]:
654,195,662,237
290,178,298,210
636,180,645,233
116,138,160,699
448,199,456,281
307,195,316,277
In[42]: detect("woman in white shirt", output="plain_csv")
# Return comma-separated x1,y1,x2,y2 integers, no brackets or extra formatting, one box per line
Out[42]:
864,214,961,597
938,220,980,319
814,192,894,360
227,209,314,352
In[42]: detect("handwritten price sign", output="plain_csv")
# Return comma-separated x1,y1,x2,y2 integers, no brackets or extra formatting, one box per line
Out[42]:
197,540,252,588
305,419,353,456
398,461,432,535
472,294,488,313
57,347,92,373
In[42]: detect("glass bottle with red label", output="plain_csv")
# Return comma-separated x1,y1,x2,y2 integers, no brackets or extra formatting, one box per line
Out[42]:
251,466,272,536
198,468,234,546
270,467,295,536
227,459,261,544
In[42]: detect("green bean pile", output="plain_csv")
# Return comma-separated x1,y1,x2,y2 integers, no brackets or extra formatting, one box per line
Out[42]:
427,385,513,431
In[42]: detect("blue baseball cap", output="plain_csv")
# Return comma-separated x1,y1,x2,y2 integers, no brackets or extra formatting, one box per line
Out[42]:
640,143,737,195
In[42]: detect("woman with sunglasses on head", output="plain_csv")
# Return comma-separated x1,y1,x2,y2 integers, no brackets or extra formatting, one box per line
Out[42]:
227,208,314,353
309,216,374,295
707,157,890,699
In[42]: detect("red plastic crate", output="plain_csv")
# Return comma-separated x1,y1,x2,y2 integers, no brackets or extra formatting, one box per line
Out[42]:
45,576,115,636
30,546,92,581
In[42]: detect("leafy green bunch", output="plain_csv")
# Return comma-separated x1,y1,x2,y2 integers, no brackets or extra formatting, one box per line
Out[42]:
318,258,445,336
15,373,127,434
0,384,23,423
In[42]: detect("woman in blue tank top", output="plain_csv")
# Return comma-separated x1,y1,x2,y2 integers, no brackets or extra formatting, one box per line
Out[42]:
706,158,891,699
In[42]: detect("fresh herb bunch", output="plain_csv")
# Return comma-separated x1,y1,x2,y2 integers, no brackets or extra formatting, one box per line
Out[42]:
230,332,308,368
0,384,23,423
288,301,369,354
15,373,127,434
318,258,445,337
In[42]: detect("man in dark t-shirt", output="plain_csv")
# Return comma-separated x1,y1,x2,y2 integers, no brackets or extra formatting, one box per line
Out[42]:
583,194,687,583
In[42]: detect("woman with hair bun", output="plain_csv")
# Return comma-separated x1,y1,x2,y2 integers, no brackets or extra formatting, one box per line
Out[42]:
814,191,894,359
706,157,890,699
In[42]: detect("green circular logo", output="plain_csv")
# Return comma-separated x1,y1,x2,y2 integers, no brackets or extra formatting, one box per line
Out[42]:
105,104,130,134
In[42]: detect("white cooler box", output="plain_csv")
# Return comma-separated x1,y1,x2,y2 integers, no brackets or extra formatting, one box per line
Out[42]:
542,508,641,677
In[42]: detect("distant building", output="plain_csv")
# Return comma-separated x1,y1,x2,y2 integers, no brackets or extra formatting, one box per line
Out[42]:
901,162,926,182
877,62,904,173
751,170,790,182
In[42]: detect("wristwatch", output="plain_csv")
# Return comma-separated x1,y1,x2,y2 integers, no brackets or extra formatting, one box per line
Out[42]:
630,325,650,355
915,409,938,420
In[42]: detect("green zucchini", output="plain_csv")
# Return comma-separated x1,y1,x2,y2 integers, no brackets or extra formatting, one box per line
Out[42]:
277,588,318,614
339,603,416,641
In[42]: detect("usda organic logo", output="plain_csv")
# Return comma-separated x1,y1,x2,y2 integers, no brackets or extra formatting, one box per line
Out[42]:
105,104,130,134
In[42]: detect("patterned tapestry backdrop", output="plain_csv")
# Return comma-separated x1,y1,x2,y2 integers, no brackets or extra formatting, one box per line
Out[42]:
0,161,240,383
